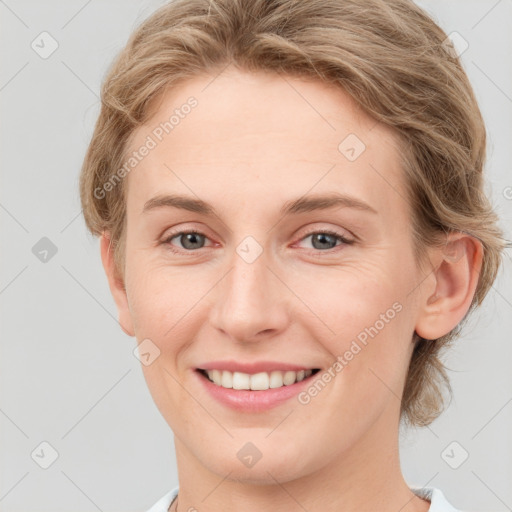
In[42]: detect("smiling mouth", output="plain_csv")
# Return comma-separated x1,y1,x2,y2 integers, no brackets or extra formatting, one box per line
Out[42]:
197,368,321,391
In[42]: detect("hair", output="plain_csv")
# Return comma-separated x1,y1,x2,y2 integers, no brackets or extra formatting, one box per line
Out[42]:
80,0,507,428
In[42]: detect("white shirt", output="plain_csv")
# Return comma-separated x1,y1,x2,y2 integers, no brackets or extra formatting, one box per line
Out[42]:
147,486,463,511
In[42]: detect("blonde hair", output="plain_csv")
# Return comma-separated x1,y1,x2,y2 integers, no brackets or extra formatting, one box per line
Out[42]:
80,0,507,428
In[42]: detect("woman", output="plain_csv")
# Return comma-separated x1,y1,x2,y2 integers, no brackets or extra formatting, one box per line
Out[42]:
79,0,506,510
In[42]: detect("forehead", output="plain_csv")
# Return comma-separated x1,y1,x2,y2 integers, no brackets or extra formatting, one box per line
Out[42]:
125,68,407,218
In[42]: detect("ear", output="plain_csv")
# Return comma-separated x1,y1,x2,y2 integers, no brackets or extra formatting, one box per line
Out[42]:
415,232,483,341
100,233,135,337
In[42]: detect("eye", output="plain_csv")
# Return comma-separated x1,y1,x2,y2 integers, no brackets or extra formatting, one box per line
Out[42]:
161,228,354,255
162,230,212,252
297,229,354,252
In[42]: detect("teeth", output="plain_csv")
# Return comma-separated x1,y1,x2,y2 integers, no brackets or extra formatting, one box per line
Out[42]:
204,369,314,390
220,370,232,388
250,372,269,390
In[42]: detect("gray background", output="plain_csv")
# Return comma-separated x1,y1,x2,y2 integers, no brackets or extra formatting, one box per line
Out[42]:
1,1,511,511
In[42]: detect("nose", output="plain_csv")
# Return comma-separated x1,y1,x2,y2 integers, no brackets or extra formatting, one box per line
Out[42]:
209,242,290,344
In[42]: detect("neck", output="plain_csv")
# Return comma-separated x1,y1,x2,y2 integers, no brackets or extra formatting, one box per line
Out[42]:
169,407,430,512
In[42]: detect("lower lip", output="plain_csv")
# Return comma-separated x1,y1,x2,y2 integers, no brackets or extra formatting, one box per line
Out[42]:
195,370,317,412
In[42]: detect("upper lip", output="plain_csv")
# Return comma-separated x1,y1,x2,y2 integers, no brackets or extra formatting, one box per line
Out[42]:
197,360,319,374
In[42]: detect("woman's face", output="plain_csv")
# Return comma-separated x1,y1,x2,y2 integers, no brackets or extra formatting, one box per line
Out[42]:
114,67,431,483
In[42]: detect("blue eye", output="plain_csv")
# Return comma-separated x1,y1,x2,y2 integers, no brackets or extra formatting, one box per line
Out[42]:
164,231,210,251
298,230,354,251
162,229,354,255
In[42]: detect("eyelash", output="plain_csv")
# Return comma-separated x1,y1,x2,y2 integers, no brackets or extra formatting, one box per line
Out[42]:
302,228,355,252
161,228,354,255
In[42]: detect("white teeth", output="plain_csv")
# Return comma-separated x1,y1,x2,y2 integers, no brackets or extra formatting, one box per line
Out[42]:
250,372,269,390
269,370,284,389
203,369,315,390
233,372,250,390
220,371,233,388
283,371,296,385
212,369,221,383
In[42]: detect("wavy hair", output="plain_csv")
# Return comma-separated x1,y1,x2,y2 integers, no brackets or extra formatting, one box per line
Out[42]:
80,0,507,427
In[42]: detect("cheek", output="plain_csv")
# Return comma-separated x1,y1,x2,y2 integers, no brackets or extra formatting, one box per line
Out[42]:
290,260,408,340
124,255,195,333
294,260,416,392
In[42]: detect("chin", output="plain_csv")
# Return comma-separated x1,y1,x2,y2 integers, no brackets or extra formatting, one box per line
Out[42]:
200,447,314,485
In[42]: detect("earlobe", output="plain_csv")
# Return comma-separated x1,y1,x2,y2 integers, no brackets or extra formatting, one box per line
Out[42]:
415,233,483,341
100,233,135,337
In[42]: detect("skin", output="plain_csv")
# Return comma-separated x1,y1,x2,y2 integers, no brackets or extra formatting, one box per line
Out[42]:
101,65,482,512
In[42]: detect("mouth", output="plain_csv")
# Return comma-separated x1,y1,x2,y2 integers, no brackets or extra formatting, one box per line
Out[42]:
196,368,321,391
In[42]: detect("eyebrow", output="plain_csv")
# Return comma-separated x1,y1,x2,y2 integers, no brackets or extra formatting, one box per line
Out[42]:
142,192,378,216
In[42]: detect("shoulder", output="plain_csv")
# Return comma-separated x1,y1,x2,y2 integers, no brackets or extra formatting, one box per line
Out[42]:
148,486,465,512
146,486,179,512
411,486,464,512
